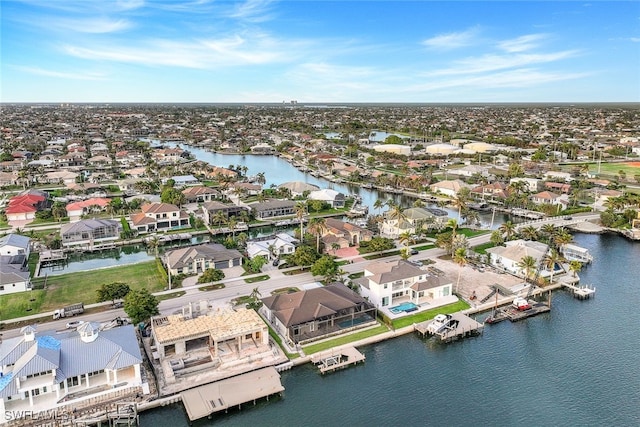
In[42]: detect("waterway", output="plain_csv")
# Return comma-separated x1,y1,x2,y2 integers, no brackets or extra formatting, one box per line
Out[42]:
142,232,640,427
176,144,509,228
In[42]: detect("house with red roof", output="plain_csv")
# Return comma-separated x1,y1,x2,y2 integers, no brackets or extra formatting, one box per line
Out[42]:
65,198,111,222
5,190,49,225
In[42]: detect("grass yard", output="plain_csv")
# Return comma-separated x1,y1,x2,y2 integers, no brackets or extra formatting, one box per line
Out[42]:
0,261,164,321
584,161,640,179
302,324,390,355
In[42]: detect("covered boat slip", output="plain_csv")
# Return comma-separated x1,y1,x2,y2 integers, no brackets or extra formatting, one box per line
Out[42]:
181,367,285,421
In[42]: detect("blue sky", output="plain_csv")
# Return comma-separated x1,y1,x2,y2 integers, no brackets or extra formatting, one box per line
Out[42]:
2,1,639,103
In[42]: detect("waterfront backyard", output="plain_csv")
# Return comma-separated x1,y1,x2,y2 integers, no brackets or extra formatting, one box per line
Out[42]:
0,261,164,320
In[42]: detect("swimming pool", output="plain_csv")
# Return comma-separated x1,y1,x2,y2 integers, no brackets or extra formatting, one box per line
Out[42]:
389,302,419,314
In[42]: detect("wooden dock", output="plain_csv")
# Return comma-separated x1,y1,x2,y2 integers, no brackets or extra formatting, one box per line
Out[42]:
504,301,551,321
310,347,366,374
180,367,284,422
415,313,484,342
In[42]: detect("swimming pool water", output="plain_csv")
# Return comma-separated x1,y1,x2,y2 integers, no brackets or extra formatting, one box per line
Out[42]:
389,302,419,314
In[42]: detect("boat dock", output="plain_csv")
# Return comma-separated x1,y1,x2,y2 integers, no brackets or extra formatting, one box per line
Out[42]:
563,283,596,299
310,347,366,374
414,313,484,342
180,367,285,422
486,300,551,324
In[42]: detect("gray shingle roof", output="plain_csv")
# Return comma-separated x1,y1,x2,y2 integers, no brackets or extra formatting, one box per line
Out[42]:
0,234,30,250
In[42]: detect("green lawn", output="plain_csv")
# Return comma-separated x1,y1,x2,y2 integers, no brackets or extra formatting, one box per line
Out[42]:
584,161,640,177
392,300,471,329
472,242,495,255
0,261,164,321
302,324,390,355
245,275,270,283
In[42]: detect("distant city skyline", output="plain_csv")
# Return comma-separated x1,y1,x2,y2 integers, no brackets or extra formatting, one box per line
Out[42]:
2,1,639,103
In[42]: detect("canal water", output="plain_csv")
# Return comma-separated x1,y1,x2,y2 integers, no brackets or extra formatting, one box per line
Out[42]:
176,144,509,228
141,232,640,427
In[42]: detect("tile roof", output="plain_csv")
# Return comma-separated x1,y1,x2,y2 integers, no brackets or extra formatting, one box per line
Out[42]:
261,283,368,327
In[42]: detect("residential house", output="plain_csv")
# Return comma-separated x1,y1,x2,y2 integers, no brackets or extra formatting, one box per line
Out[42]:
530,191,564,207
307,189,345,208
0,234,30,257
228,182,262,197
278,182,319,197
0,324,143,421
182,186,220,203
470,182,511,203
0,254,31,295
354,259,454,309
130,202,190,233
510,177,542,192
543,171,573,182
448,165,491,178
429,179,469,197
202,201,248,226
163,243,242,275
246,233,298,261
321,218,373,252
380,207,448,238
0,172,18,187
43,171,78,185
60,219,121,248
164,175,199,187
259,283,376,346
65,197,110,222
250,200,296,219
5,190,49,224
485,239,550,277
544,182,572,194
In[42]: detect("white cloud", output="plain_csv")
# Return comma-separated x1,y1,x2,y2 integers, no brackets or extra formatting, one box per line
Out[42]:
429,50,581,77
15,66,106,80
62,34,307,69
53,18,133,34
422,27,481,50
498,34,547,52
227,0,276,23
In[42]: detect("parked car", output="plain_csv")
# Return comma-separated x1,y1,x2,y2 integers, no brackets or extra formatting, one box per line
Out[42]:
272,258,280,266
410,249,419,255
66,320,84,329
111,301,124,309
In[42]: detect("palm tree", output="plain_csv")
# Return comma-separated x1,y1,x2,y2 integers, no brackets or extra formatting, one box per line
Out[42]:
398,231,414,251
569,260,583,278
373,198,385,216
520,225,539,241
453,247,468,294
147,235,160,258
307,217,328,253
294,202,307,239
387,203,407,238
517,255,538,283
227,217,238,238
544,248,564,284
499,221,517,241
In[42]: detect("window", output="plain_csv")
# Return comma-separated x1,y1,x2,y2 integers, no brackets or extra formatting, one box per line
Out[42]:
383,283,388,289
382,297,389,307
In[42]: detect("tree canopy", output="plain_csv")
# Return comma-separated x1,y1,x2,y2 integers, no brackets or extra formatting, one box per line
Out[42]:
96,282,131,303
124,288,159,324
198,268,225,283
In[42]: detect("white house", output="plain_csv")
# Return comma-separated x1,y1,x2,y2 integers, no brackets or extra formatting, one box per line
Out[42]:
307,189,345,208
246,233,298,261
0,234,30,257
0,324,144,422
485,239,550,277
510,177,542,193
354,260,454,309
429,179,469,197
